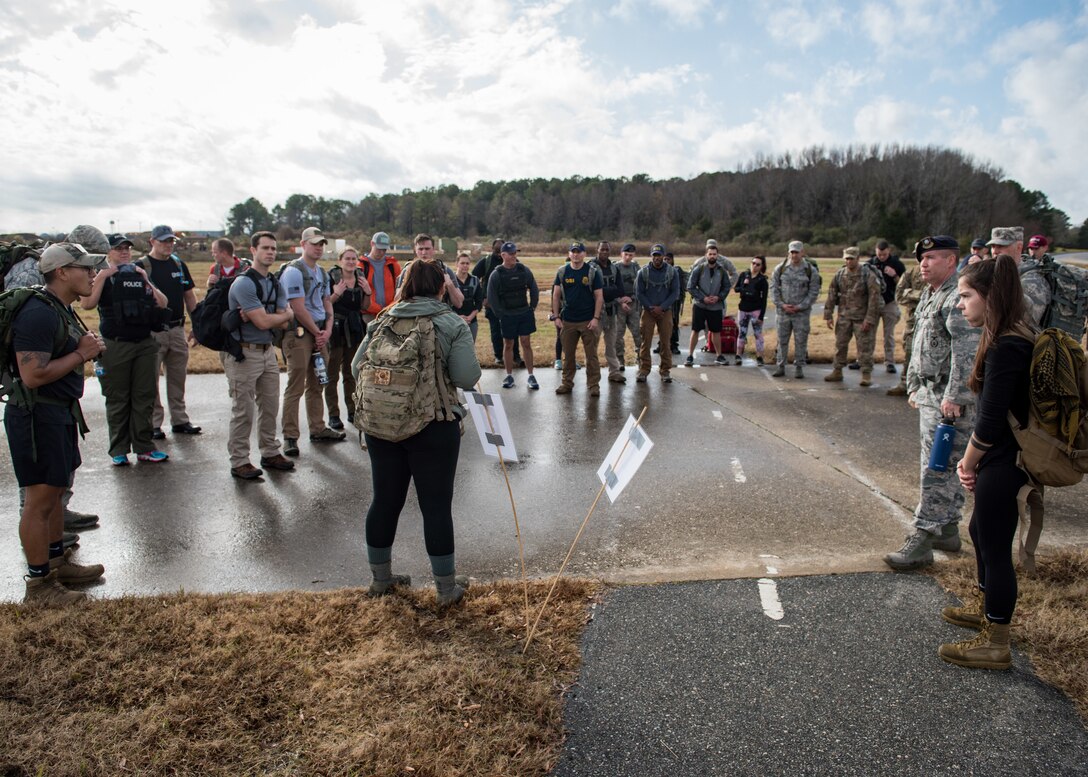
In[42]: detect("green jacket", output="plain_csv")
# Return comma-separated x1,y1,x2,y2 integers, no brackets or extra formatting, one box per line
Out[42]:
351,297,481,413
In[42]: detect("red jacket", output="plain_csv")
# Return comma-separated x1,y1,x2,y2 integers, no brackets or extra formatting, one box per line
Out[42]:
361,256,401,316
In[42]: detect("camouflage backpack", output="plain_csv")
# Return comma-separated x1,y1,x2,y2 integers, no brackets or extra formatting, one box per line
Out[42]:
0,241,43,292
352,309,456,442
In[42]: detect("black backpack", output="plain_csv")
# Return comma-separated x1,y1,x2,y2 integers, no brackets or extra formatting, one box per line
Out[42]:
191,271,268,360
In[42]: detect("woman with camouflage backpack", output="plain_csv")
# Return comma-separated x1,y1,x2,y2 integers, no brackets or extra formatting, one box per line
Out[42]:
352,260,481,608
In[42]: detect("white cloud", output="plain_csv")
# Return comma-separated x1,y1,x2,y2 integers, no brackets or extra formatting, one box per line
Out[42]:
760,0,845,50
609,0,711,25
853,96,916,141
859,0,998,53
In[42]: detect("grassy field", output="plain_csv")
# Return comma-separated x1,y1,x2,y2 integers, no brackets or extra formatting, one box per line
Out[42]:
0,579,600,776
84,255,907,375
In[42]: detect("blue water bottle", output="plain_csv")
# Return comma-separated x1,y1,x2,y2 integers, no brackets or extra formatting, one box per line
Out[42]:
928,417,956,472
93,359,106,378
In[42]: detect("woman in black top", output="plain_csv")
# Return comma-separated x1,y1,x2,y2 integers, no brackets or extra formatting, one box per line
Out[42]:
733,256,769,365
939,255,1034,670
325,246,371,429
451,253,484,341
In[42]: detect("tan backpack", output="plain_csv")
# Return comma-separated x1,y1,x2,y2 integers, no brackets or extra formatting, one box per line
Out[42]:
352,310,456,442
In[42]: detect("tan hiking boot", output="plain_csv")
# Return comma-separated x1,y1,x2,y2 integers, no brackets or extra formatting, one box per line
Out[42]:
860,371,872,387
938,619,1011,670
24,571,86,606
886,383,907,396
824,368,843,382
941,586,984,630
49,548,104,584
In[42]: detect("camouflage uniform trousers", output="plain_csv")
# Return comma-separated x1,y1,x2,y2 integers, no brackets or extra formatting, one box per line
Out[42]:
775,311,811,366
614,302,642,365
876,299,901,366
832,317,876,372
599,306,623,375
914,401,977,534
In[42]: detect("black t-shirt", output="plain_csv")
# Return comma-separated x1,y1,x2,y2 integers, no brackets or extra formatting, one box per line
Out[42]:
10,293,84,423
975,335,1033,468
142,254,195,325
98,270,156,341
869,254,907,303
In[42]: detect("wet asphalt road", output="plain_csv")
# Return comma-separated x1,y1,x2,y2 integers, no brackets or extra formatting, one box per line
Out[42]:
1,346,1085,602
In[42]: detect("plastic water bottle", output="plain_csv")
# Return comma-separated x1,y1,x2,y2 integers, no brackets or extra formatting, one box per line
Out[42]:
928,417,957,472
313,351,329,385
93,359,106,378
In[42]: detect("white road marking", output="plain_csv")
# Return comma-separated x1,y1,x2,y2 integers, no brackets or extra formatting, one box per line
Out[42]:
700,373,708,382
731,457,747,483
712,410,723,419
839,460,914,529
765,566,779,575
757,578,784,620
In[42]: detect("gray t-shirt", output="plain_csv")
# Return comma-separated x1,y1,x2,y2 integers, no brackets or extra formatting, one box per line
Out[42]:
280,262,329,322
229,272,285,344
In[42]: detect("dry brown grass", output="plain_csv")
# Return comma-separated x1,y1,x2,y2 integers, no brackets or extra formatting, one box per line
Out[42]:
0,579,600,777
929,547,1088,722
79,256,907,376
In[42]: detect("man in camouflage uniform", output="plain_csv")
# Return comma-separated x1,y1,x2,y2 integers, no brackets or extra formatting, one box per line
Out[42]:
886,261,925,396
987,225,1050,326
613,243,642,367
824,247,882,386
770,240,822,378
884,235,980,570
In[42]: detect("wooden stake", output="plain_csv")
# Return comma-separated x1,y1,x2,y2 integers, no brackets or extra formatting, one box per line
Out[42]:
523,406,648,653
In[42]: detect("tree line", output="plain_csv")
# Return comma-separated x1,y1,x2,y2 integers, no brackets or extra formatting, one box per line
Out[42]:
226,145,1083,251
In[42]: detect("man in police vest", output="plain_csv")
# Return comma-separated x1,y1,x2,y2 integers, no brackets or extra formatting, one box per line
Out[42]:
486,242,539,390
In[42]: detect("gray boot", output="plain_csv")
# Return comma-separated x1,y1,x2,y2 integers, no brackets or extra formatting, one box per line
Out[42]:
932,523,962,553
883,529,935,571
434,574,470,608
794,364,804,379
368,561,411,597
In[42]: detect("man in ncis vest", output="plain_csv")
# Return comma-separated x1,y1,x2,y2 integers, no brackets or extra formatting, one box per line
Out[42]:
553,242,604,396
485,241,540,390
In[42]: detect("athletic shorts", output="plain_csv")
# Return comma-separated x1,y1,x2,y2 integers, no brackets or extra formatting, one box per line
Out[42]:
500,310,536,339
691,306,723,333
4,406,82,488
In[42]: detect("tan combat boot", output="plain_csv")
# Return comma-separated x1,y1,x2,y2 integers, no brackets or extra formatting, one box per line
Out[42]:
938,618,1011,670
824,368,843,382
886,381,908,396
941,587,984,629
860,371,872,387
49,548,105,584
24,571,86,606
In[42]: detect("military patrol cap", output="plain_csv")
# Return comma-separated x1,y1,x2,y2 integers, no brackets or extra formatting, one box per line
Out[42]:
371,231,391,249
301,226,327,245
1027,234,1048,249
621,243,636,252
986,226,1022,247
65,224,109,266
788,240,804,253
842,246,859,259
915,235,959,257
650,243,666,256
500,241,517,253
39,243,102,273
705,239,718,249
569,242,586,253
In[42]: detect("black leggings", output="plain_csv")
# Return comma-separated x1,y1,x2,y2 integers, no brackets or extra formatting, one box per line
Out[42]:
969,462,1028,625
364,420,461,557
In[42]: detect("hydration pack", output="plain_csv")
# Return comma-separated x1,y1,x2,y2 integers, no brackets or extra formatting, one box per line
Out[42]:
1024,256,1088,339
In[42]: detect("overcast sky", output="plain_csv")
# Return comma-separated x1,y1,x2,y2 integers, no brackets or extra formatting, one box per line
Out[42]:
2,0,1086,235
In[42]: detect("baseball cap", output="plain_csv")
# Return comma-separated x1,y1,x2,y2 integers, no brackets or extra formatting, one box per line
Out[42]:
705,239,718,249
788,240,804,253
621,243,636,253
150,224,177,242
650,243,666,256
569,242,586,253
107,233,134,249
1027,234,1048,249
39,243,101,274
301,226,327,245
916,235,959,257
842,246,859,259
986,226,1023,247
371,231,391,249
970,238,987,249
500,241,517,253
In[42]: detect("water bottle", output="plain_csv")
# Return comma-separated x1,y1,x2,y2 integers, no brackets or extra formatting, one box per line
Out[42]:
93,359,106,378
313,351,329,385
928,417,957,472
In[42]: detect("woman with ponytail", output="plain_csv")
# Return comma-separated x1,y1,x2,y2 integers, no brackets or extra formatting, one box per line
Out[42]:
939,254,1035,669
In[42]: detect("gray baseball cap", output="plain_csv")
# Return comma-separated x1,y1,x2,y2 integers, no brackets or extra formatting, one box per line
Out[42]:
371,231,391,249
